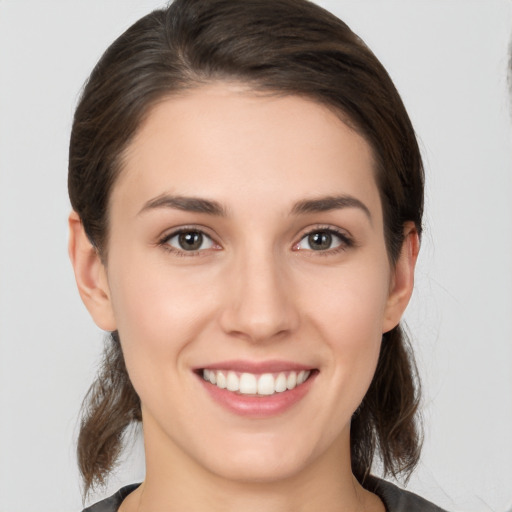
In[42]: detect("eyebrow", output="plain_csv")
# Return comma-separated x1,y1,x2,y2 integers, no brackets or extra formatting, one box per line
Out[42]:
138,194,227,217
291,195,372,222
138,193,371,221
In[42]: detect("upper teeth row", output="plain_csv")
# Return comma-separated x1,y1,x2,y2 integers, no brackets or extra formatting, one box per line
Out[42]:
202,369,311,396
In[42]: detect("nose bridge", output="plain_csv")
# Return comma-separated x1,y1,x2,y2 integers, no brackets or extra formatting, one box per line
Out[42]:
220,239,298,342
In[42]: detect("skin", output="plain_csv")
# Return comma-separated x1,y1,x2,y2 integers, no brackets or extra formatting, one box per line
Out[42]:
69,83,419,512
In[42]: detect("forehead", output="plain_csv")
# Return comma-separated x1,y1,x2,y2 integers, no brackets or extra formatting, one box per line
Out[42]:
113,83,381,220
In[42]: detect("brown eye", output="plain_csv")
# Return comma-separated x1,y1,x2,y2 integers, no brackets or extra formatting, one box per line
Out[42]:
166,230,215,252
178,232,203,250
295,229,349,252
307,231,333,251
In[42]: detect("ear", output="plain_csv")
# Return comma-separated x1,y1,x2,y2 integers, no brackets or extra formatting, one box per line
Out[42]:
68,211,117,331
382,222,420,333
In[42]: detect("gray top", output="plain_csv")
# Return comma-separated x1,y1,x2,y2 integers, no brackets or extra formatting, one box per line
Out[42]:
83,478,448,512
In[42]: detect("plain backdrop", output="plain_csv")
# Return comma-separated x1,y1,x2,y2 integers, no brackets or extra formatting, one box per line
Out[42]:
0,1,511,511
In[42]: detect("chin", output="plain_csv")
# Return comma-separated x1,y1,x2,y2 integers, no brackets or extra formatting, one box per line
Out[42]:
205,452,308,484
190,430,323,484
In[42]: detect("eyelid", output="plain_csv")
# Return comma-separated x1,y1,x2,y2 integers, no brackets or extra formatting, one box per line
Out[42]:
155,223,354,256
158,225,222,255
293,225,354,253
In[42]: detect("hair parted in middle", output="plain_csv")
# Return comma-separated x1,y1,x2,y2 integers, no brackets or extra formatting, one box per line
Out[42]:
69,0,424,495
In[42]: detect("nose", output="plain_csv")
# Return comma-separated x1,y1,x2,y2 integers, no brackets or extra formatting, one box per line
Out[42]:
219,248,300,343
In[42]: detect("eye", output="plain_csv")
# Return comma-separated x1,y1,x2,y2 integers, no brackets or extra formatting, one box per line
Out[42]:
295,228,351,252
163,230,216,252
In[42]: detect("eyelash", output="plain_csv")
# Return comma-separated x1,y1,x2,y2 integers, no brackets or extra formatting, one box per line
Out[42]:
157,225,354,257
294,226,354,255
158,227,219,257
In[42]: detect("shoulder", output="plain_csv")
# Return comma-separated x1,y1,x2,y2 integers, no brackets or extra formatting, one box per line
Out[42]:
365,476,449,512
82,484,141,512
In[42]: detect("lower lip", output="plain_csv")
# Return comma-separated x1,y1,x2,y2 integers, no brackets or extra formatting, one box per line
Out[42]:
197,372,316,418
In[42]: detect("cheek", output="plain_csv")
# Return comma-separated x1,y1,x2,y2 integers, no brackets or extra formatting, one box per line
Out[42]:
106,251,220,374
304,255,391,339
303,257,390,393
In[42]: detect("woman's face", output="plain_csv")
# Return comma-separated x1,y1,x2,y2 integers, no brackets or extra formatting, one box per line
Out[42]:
77,83,415,483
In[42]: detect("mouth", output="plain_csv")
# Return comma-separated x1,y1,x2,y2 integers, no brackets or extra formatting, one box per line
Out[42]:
200,368,314,396
194,360,320,419
194,362,318,417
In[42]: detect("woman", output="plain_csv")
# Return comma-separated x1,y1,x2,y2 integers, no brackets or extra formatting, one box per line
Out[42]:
68,0,446,510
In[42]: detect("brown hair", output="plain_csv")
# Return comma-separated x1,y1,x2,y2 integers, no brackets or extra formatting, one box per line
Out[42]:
69,0,424,496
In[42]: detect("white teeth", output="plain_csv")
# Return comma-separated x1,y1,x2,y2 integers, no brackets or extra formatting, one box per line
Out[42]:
216,371,227,389
275,373,287,392
239,373,257,394
226,371,239,391
257,373,275,395
202,369,311,395
286,372,297,390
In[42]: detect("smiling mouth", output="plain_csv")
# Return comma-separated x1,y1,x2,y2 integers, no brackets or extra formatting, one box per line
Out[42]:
200,369,314,396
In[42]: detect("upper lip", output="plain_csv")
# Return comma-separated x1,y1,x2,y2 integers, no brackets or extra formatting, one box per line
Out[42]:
195,359,315,374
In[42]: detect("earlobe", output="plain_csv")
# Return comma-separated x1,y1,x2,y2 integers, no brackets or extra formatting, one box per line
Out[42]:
382,222,420,333
68,211,117,331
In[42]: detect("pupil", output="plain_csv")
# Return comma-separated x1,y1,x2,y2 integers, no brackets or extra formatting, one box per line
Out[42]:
179,232,202,250
309,231,331,250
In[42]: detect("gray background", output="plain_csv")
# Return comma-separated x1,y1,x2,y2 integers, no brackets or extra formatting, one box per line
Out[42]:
0,1,511,510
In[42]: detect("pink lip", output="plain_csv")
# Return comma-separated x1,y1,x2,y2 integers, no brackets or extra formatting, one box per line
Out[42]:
195,360,317,418
197,359,313,374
